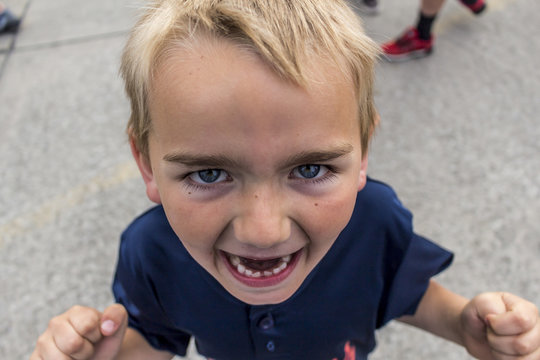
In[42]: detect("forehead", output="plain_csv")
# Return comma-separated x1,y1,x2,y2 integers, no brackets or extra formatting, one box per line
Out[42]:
147,37,360,157
150,34,355,106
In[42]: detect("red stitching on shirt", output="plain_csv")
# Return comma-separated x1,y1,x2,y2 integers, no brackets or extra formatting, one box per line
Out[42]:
332,341,356,360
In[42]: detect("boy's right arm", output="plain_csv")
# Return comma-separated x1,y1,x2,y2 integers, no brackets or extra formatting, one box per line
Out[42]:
31,304,174,360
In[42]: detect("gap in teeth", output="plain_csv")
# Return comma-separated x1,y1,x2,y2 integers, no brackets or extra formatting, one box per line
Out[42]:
229,254,292,278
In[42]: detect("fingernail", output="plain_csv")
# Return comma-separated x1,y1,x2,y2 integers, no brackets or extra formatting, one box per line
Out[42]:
101,320,116,333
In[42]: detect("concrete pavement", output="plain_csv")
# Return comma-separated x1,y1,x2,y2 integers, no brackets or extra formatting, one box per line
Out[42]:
1,0,539,359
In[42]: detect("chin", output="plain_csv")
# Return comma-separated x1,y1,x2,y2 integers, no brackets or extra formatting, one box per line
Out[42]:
230,286,298,305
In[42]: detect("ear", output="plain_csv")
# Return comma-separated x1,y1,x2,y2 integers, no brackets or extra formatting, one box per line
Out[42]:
357,109,377,192
357,155,368,192
129,136,162,204
371,111,380,137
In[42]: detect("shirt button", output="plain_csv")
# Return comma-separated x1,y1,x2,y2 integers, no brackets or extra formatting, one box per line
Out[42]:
266,340,275,352
258,314,274,330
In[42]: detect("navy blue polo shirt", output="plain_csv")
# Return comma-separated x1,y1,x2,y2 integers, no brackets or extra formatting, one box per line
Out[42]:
113,178,453,360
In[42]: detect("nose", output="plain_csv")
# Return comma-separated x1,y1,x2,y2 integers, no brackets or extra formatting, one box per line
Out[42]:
233,186,291,249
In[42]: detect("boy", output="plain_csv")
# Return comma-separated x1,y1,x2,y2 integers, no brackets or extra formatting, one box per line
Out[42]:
32,1,539,359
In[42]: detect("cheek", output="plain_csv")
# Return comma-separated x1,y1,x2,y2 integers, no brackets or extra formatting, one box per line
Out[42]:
153,177,224,248
303,190,357,242
162,198,227,252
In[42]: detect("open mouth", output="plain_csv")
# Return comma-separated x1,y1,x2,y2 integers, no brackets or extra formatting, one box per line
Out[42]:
221,249,302,287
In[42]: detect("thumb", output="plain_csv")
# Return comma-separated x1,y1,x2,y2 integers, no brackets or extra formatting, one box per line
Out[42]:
464,293,506,333
100,304,128,336
475,293,507,323
93,304,129,359
486,293,539,335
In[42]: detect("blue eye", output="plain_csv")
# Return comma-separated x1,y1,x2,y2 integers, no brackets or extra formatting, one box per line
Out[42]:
194,169,224,183
183,168,232,191
295,165,321,179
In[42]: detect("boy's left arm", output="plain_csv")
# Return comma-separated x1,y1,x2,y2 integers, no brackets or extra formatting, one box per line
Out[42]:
399,280,540,359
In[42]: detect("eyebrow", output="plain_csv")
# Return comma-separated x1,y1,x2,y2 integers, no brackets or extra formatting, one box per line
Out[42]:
163,143,354,169
163,152,242,168
282,144,354,168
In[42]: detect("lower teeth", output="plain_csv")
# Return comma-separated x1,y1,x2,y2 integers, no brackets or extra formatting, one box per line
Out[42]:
229,254,292,278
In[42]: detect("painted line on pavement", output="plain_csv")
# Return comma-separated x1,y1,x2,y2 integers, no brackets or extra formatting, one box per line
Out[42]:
0,161,140,247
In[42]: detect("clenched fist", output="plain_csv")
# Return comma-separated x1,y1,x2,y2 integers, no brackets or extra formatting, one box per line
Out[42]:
31,304,128,360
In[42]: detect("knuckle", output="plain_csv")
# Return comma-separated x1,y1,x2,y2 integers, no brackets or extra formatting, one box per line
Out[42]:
62,332,86,353
474,293,495,309
74,310,100,335
70,304,85,314
47,315,62,330
514,311,535,330
35,333,48,349
47,316,57,327
512,336,534,355
67,305,101,337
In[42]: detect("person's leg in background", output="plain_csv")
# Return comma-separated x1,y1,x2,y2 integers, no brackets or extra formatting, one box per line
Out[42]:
381,0,486,61
0,2,21,35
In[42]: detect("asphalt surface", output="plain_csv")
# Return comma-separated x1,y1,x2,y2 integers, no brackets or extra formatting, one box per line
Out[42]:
1,0,539,359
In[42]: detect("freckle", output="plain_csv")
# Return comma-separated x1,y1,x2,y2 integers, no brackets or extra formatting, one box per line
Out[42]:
314,203,318,206
188,192,192,195
254,195,259,199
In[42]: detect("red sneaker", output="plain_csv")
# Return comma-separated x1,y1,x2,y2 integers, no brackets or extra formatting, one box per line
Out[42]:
381,27,433,62
459,0,486,14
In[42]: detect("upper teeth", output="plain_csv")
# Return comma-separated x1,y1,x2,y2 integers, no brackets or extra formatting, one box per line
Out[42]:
229,254,293,278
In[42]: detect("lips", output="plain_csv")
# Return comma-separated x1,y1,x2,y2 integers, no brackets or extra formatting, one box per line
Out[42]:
221,249,302,287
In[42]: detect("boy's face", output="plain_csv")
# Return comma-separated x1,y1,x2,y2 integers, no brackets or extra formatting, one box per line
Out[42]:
133,38,368,305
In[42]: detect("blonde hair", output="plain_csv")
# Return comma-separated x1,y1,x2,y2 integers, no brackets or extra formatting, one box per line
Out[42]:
121,0,380,157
